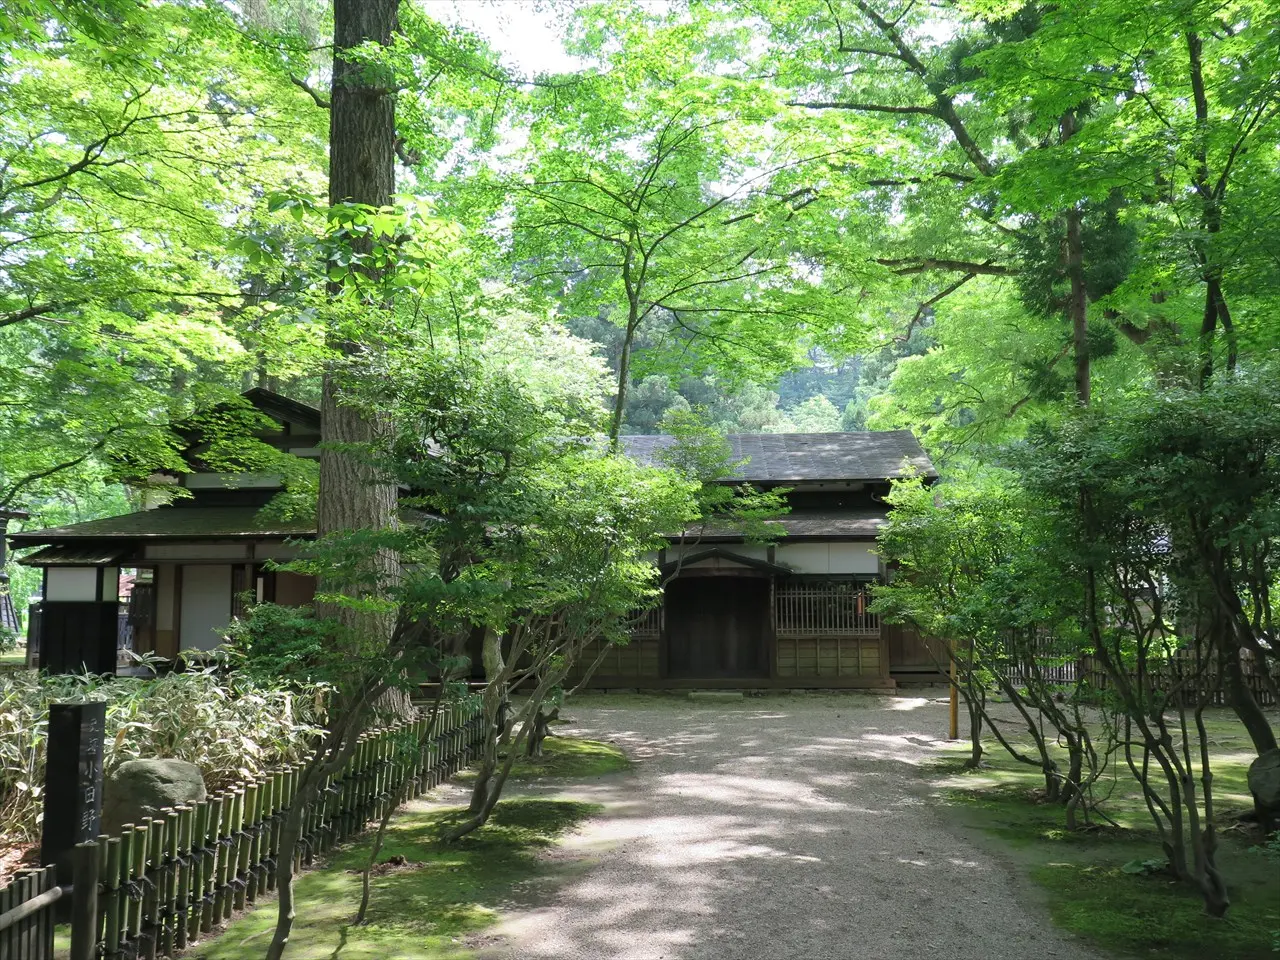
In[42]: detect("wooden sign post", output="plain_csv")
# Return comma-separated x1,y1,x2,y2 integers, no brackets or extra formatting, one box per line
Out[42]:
40,702,106,891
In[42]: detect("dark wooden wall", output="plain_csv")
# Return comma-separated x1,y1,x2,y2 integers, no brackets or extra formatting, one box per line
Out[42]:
37,602,119,674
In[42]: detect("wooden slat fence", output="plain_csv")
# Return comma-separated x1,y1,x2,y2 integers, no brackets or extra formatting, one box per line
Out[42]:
776,581,879,639
1080,650,1276,707
994,631,1079,686
0,700,484,960
987,631,1277,707
0,866,59,960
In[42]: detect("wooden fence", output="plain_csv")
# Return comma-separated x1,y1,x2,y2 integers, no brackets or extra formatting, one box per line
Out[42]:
0,700,484,960
0,866,60,960
987,632,1276,708
1079,651,1276,707
775,581,879,639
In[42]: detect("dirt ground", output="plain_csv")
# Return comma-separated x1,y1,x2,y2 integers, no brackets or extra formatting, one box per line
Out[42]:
450,691,1108,960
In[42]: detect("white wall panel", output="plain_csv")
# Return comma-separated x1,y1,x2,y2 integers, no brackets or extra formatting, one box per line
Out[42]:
179,564,232,651
777,543,830,574
146,544,250,561
828,543,880,575
45,567,99,601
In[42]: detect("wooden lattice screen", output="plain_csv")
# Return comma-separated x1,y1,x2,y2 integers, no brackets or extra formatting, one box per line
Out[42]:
775,580,879,638
630,605,661,639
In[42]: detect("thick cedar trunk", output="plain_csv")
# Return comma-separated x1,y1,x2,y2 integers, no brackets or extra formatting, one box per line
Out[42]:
1060,111,1090,407
316,0,402,667
267,3,401,958
318,0,399,554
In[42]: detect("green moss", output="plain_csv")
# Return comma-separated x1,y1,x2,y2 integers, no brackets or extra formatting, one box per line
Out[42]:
507,736,630,781
935,706,1280,960
188,798,600,960
454,736,630,785
1033,855,1280,960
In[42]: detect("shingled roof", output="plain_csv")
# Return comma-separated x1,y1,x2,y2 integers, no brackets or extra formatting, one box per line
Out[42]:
10,506,314,547
620,431,936,483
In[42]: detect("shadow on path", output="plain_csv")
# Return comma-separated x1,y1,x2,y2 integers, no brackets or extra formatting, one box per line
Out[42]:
475,694,1102,960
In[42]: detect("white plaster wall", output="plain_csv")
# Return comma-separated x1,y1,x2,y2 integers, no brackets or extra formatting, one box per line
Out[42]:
829,542,880,575
663,543,769,562
183,473,282,489
179,565,232,651
776,542,879,575
45,567,99,601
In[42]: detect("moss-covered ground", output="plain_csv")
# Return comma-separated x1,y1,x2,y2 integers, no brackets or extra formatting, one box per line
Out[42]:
454,734,630,785
186,736,625,960
932,707,1280,960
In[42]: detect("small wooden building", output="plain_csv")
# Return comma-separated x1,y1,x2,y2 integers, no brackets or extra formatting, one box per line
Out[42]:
11,390,319,672
571,433,941,689
10,389,939,685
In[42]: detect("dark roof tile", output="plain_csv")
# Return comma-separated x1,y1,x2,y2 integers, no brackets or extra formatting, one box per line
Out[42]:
620,431,935,482
11,506,314,545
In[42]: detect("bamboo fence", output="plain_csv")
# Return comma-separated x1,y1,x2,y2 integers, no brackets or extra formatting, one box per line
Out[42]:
0,699,485,960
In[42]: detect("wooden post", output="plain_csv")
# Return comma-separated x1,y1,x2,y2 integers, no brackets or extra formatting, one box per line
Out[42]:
140,820,160,960
69,842,99,960
948,646,959,741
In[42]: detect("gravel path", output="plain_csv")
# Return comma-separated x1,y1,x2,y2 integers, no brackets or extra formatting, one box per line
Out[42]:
475,692,1105,960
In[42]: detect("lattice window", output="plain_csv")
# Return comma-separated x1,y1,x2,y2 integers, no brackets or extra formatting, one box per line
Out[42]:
628,604,662,639
775,580,879,638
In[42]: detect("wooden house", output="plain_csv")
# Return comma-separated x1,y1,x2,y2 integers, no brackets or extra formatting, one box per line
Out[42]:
568,433,941,690
11,390,319,672
10,389,940,686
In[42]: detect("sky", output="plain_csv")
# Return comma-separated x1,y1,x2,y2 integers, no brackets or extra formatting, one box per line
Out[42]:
419,0,585,75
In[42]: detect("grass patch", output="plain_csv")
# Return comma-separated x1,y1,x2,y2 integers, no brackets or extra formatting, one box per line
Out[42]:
1034,858,1279,960
507,736,630,781
935,706,1280,959
188,797,600,960
454,736,630,785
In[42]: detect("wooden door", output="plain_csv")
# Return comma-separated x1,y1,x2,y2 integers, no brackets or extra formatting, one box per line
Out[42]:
665,576,769,679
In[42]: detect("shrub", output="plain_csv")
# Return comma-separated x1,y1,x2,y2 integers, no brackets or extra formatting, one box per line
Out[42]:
0,665,324,846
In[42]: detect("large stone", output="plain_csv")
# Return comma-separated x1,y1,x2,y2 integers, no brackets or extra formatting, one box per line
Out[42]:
101,759,206,835
1248,748,1280,833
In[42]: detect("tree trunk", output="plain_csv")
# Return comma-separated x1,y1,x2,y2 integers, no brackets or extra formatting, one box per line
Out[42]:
316,0,403,700
1060,111,1089,407
318,0,400,572
469,629,507,814
1223,647,1278,755
607,244,641,443
268,3,401,957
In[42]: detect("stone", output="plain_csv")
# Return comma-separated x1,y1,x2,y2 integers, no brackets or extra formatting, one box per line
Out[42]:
101,759,206,835
687,691,744,702
1247,748,1280,833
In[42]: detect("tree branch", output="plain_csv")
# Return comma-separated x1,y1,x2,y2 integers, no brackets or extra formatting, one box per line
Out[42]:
788,99,938,116
876,258,1016,276
289,74,331,109
0,300,81,329
897,273,975,341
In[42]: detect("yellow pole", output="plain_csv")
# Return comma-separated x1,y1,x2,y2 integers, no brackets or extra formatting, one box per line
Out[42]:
948,645,959,741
